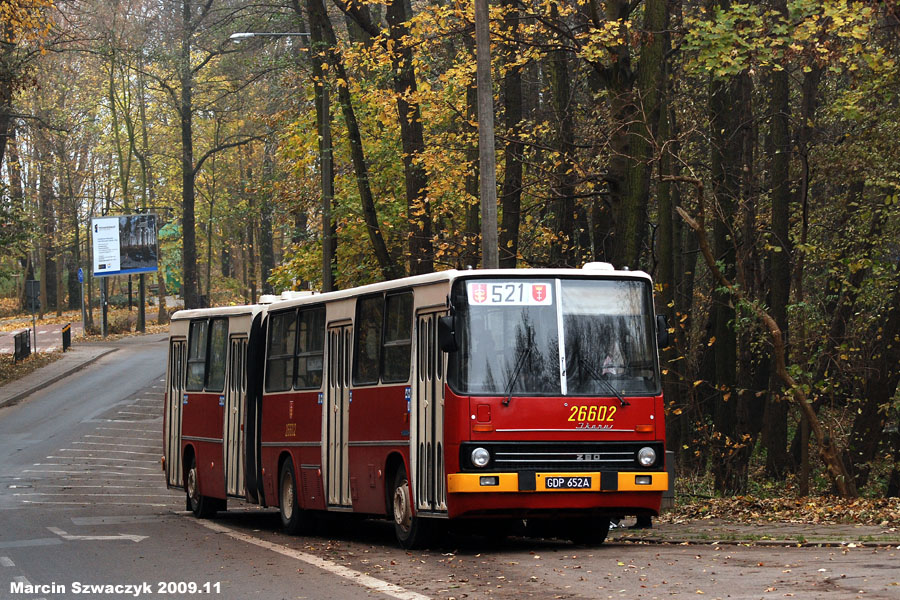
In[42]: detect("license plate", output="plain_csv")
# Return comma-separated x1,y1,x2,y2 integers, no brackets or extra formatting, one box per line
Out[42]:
543,476,593,490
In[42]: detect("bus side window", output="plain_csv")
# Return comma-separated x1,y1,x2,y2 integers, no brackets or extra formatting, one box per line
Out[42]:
206,318,229,392
297,307,325,389
186,320,209,391
353,295,383,385
266,311,297,392
382,292,412,383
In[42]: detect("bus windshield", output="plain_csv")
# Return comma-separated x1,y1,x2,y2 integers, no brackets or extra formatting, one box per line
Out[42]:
447,278,660,397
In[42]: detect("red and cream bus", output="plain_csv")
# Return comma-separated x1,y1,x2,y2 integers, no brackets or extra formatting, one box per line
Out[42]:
164,264,669,547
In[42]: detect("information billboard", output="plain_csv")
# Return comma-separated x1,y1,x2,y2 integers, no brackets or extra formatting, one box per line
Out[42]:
92,214,159,277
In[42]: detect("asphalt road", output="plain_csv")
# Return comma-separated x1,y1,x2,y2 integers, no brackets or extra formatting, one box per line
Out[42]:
0,337,898,600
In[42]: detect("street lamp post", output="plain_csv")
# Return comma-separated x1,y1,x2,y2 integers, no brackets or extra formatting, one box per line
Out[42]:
230,31,335,291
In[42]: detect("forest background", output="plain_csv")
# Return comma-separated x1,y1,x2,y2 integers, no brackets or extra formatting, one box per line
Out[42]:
0,0,898,501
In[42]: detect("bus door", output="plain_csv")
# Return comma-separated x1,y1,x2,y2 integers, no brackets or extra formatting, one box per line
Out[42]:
223,336,247,497
326,323,352,507
165,339,186,488
413,310,447,513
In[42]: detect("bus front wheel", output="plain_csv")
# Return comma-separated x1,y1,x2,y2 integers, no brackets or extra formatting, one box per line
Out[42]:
391,466,433,549
186,456,219,518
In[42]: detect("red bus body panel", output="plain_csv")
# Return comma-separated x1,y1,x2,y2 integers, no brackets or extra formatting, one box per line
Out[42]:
259,390,323,508
346,385,409,514
181,391,226,499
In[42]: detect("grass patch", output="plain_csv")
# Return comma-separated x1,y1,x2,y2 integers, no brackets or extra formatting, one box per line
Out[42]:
0,351,62,387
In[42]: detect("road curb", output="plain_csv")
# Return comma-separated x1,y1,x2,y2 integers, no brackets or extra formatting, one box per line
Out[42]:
614,536,900,548
0,346,118,409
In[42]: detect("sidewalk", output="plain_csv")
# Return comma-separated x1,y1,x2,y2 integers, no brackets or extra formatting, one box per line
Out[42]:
609,517,900,547
0,342,117,409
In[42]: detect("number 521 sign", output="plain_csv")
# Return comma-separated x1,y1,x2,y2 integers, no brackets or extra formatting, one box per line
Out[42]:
467,281,553,306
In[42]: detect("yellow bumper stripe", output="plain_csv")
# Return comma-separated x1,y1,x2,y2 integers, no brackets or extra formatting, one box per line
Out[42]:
447,472,669,493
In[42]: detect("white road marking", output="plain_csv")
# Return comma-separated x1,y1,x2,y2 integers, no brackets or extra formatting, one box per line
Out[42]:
47,527,147,543
60,448,160,457
83,419,159,424
35,462,157,471
46,456,158,464
23,469,152,476
0,539,62,549
93,427,156,433
17,493,174,497
24,501,171,507
13,576,30,585
73,441,158,449
84,435,158,441
117,411,157,416
71,516,161,526
30,484,162,490
0,556,14,567
194,520,431,600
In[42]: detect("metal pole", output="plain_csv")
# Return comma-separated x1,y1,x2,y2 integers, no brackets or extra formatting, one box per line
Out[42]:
101,277,108,338
138,273,146,332
80,280,86,336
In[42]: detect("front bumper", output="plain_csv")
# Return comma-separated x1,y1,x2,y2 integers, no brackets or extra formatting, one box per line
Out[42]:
447,471,668,493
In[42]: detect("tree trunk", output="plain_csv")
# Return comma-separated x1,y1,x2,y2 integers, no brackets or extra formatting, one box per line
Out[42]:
464,81,481,267
619,0,667,269
587,0,634,265
547,3,576,268
38,139,57,317
0,51,13,168
180,0,200,309
708,58,750,494
498,0,522,269
305,0,400,280
259,138,276,295
764,0,792,477
385,0,433,275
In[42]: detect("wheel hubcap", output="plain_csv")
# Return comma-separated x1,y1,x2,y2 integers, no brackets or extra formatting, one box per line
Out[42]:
187,467,198,501
282,472,294,520
393,478,412,532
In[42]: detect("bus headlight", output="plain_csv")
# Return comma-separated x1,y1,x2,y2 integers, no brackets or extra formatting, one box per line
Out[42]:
471,447,490,468
637,447,657,467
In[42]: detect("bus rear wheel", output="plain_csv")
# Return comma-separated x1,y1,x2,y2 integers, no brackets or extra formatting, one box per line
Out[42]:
186,456,219,518
279,458,307,535
391,466,433,549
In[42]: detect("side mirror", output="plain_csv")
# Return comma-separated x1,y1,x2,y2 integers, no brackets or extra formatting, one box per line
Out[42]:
438,315,458,353
656,314,670,349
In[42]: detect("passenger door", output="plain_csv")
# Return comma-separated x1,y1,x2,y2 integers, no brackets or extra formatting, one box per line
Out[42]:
325,323,352,507
165,339,186,488
224,336,247,497
413,311,447,513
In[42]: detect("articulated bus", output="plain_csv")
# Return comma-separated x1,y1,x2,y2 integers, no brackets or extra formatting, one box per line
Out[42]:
163,264,669,547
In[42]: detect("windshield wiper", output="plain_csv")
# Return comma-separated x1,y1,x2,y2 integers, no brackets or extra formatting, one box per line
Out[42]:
578,358,629,407
502,346,532,407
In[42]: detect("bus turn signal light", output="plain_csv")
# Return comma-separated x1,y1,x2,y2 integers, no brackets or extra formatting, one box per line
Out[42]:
635,424,653,433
